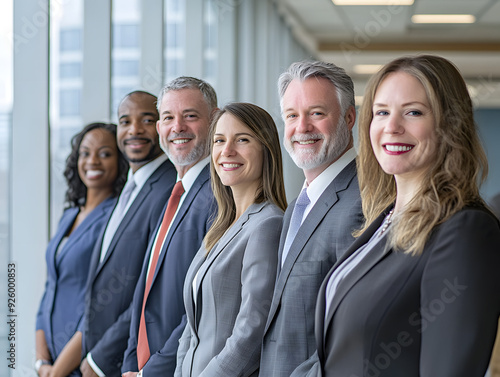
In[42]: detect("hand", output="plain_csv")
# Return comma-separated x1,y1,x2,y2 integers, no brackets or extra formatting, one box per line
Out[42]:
122,372,139,377
37,364,52,377
80,359,99,377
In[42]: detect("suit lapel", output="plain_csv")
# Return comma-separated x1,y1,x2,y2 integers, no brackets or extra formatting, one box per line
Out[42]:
96,183,153,276
149,166,210,289
184,253,205,332
48,207,79,275
276,207,292,269
92,160,173,278
267,161,357,329
192,202,265,328
316,208,391,356
56,198,114,267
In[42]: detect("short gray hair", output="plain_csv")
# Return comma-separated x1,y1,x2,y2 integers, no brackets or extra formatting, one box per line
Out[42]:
278,60,355,116
157,76,218,113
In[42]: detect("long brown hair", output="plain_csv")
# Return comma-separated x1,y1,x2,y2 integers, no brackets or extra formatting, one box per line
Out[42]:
204,102,287,252
356,55,487,255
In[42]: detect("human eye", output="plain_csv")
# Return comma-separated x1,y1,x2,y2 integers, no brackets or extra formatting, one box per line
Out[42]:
213,137,224,144
143,117,155,124
185,113,198,120
99,150,113,158
407,110,423,116
119,119,129,126
312,111,324,116
285,113,297,120
79,150,89,157
374,110,389,116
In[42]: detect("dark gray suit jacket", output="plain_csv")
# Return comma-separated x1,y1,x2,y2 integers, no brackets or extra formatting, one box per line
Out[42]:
175,202,283,377
80,159,176,376
259,159,363,377
316,205,500,377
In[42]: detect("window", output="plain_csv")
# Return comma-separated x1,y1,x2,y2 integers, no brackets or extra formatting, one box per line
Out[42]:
164,0,185,83
113,59,140,77
60,29,82,52
113,24,140,49
203,0,218,84
59,89,81,116
50,0,84,231
0,0,12,371
59,62,81,79
111,0,141,117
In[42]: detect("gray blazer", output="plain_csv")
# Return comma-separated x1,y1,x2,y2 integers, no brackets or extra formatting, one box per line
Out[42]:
259,160,363,377
175,202,283,377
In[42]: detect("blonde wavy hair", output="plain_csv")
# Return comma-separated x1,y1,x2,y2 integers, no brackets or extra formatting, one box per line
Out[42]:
204,102,288,252
356,55,488,255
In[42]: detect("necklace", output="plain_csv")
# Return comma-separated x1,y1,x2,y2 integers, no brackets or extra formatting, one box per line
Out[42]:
379,209,394,236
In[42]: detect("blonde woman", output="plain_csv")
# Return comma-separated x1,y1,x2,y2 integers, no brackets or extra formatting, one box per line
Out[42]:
314,55,500,377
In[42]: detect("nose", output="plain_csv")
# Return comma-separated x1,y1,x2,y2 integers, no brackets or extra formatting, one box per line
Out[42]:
172,117,187,133
87,151,100,165
296,115,313,133
129,119,144,135
221,140,236,157
384,114,404,134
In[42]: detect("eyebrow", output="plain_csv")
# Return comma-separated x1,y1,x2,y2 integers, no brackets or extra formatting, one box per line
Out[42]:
373,101,429,108
283,105,327,113
119,112,157,120
161,108,201,115
79,145,113,150
214,132,254,137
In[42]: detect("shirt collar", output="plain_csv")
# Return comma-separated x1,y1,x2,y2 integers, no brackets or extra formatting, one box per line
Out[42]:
304,147,357,205
177,156,210,193
127,154,168,189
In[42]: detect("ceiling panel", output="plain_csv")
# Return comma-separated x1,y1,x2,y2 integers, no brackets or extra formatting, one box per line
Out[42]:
279,0,500,107
413,0,492,15
480,0,500,23
338,4,412,33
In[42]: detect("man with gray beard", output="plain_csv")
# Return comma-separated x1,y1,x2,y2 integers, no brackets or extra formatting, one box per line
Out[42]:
120,76,218,377
259,61,363,377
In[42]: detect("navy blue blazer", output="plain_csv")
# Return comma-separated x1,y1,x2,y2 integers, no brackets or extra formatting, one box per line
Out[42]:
120,165,216,376
81,159,176,376
36,197,115,368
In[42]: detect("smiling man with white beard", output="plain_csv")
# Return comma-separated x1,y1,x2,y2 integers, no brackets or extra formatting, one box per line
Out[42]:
259,60,364,377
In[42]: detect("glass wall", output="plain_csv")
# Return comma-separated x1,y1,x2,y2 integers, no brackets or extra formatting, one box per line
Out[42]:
0,0,13,371
203,0,218,86
164,0,185,84
111,0,141,115
49,0,83,231
11,0,312,370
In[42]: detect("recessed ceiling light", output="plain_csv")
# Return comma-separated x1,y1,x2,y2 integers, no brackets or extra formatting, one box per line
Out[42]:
411,14,476,24
353,64,383,74
332,0,414,5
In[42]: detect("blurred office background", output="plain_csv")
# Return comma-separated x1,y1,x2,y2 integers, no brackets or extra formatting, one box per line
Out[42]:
1,0,499,375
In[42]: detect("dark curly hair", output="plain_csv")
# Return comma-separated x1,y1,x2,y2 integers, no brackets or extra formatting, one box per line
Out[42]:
64,122,129,207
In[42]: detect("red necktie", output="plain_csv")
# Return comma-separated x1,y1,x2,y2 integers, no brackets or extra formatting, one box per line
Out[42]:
137,180,185,369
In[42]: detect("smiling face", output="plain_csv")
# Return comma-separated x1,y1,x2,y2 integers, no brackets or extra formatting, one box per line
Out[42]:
212,113,263,198
282,77,354,183
77,128,119,194
157,88,211,177
370,71,438,185
117,92,162,171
